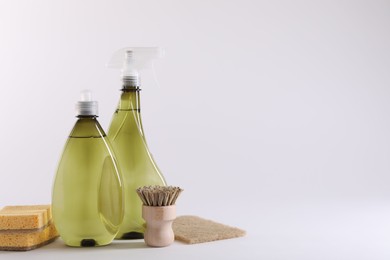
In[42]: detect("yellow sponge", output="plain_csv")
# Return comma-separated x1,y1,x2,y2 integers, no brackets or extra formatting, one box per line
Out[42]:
0,205,59,251
2,205,52,220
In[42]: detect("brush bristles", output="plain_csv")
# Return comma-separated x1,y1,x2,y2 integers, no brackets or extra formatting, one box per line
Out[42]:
136,186,183,207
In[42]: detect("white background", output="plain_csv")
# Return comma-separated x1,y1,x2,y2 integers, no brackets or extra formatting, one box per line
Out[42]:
0,0,390,259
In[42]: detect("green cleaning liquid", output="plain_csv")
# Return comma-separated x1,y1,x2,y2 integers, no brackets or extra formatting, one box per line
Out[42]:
52,91,124,247
108,87,166,239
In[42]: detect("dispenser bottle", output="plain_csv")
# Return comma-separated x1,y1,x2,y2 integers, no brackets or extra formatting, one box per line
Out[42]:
107,47,167,239
52,90,124,247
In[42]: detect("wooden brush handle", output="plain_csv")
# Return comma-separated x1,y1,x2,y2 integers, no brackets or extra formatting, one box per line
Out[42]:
142,205,176,247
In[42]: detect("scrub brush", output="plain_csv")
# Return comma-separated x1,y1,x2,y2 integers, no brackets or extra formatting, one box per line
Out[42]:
136,186,183,247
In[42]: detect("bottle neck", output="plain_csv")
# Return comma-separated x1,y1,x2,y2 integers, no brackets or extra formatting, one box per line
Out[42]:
117,87,141,111
76,115,98,119
70,116,106,138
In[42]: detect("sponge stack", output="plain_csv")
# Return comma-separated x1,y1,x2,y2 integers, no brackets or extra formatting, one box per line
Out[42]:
0,205,59,251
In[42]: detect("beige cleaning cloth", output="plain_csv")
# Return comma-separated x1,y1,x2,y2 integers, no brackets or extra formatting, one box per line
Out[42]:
173,215,246,244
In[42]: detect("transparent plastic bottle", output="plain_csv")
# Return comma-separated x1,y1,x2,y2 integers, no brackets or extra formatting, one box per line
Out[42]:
52,91,124,247
107,48,166,239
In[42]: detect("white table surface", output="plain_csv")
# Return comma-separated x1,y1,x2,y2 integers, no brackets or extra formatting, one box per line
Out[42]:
1,201,389,260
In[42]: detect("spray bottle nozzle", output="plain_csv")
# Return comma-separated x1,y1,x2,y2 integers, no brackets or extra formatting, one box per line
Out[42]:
125,50,133,59
107,47,164,88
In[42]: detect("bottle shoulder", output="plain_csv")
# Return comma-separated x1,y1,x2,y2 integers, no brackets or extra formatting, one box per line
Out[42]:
70,117,107,138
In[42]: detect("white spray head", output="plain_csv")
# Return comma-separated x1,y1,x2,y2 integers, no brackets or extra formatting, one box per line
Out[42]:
75,90,98,116
107,47,164,88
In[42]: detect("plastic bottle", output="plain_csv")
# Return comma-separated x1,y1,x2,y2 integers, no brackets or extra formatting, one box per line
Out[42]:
107,47,167,239
52,90,124,247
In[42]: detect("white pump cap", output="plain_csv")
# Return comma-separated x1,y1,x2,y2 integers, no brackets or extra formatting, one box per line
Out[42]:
75,90,98,116
107,47,164,88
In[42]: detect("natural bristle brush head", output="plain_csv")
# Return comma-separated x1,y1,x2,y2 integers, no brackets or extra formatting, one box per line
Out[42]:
136,186,183,207
137,185,183,247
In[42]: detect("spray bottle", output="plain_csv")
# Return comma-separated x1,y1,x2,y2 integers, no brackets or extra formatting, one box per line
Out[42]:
107,47,167,239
